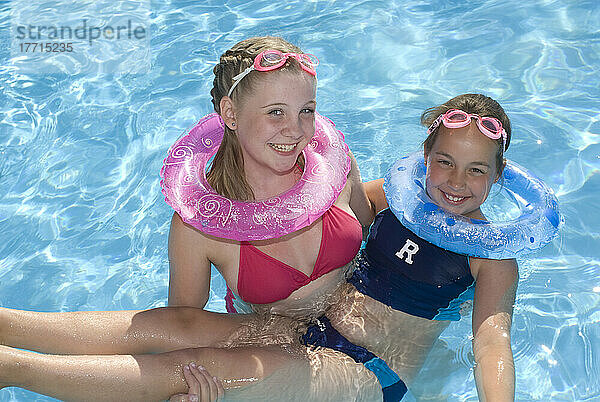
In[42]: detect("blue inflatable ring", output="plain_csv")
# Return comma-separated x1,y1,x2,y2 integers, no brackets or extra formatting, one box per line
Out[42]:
383,152,562,259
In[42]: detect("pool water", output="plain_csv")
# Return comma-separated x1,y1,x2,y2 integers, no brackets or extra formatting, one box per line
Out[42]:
1,1,599,401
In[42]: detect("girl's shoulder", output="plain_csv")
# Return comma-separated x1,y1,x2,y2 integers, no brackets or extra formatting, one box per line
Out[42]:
469,256,518,280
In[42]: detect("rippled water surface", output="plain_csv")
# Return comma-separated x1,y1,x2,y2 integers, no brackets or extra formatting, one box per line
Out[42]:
1,0,599,401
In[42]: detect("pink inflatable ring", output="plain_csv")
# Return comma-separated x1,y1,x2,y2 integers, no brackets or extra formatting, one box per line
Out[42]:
160,113,350,241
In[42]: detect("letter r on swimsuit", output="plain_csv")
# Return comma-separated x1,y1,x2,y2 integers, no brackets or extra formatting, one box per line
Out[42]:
395,239,419,265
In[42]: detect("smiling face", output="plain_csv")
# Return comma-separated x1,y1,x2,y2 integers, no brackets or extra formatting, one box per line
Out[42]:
232,69,317,183
424,122,502,219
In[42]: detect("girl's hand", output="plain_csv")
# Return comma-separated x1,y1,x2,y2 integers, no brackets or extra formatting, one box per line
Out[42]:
169,363,225,402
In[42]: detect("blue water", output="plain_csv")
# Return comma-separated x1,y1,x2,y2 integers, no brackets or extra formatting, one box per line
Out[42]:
1,1,598,401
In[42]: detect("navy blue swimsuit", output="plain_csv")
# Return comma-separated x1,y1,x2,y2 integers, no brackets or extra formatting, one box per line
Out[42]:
302,208,476,401
350,208,474,321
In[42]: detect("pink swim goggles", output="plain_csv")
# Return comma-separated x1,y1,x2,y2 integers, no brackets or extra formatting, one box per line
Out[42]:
227,50,319,97
427,109,507,150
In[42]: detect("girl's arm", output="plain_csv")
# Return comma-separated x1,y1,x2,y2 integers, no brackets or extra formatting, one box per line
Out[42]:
168,212,212,308
347,151,376,227
470,257,519,402
362,178,388,215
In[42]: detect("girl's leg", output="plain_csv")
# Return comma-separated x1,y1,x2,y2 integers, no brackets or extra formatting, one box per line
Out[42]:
0,343,310,402
0,307,250,355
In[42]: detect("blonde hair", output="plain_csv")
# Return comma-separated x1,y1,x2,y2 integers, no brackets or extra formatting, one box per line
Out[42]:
208,36,307,200
421,93,512,177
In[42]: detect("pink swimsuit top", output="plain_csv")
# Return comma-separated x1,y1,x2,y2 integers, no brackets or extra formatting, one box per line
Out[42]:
229,205,362,306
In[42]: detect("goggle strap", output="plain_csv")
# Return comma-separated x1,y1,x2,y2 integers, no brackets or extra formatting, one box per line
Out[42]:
232,66,254,81
227,66,254,97
427,115,443,135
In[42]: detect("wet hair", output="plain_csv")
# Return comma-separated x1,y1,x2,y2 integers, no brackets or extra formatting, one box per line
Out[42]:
420,93,512,177
208,36,307,201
